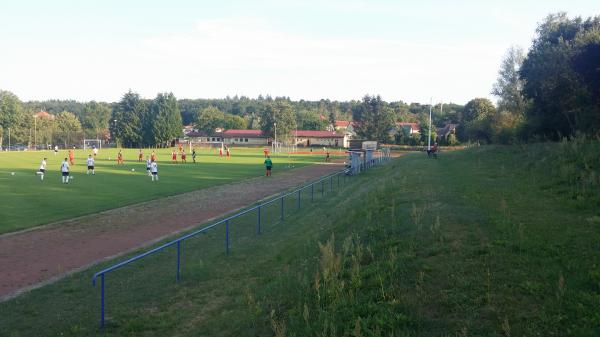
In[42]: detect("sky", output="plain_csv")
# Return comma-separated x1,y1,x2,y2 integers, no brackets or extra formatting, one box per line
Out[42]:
0,0,597,105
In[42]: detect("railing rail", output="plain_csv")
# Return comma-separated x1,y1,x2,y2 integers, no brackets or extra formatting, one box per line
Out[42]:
92,154,391,328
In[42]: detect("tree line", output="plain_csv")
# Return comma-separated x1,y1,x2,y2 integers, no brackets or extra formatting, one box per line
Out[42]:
463,13,600,144
1,90,466,148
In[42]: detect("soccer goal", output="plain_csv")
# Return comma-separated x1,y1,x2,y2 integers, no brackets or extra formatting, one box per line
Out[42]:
83,139,102,150
271,141,283,153
272,142,297,154
191,141,224,152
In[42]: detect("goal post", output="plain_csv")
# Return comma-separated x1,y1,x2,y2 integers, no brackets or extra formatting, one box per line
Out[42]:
83,139,102,150
188,141,223,152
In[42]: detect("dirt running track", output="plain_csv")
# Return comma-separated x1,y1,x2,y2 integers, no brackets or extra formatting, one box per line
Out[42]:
0,162,344,300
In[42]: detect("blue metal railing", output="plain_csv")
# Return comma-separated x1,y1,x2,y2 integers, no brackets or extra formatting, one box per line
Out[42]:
92,154,391,328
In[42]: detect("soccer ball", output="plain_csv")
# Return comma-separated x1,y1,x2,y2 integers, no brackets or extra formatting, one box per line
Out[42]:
70,176,74,180
131,168,135,172
11,172,15,176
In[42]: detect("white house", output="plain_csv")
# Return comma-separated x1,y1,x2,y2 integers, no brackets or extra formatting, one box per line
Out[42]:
293,130,348,148
395,122,420,134
219,129,269,145
182,125,197,135
184,129,349,148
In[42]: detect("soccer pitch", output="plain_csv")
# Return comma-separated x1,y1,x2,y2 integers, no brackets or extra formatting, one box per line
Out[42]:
0,147,335,234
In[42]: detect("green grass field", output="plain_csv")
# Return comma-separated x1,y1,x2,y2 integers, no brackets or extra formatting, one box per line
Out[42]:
0,147,337,234
1,143,599,336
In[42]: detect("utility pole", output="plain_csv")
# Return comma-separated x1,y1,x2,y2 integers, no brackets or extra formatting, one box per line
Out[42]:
34,114,37,150
428,98,433,151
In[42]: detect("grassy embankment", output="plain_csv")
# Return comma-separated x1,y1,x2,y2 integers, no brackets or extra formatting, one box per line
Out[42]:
1,138,599,336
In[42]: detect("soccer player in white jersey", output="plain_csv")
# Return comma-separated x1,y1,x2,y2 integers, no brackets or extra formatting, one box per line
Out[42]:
150,160,158,181
93,146,98,157
86,154,95,175
37,157,47,181
61,158,70,184
146,156,152,176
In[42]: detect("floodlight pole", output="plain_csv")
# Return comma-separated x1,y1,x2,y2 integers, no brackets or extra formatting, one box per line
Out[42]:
274,122,277,153
438,101,443,143
428,98,433,151
34,115,37,150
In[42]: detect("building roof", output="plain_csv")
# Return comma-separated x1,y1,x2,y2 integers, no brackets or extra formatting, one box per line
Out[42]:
396,122,421,131
221,129,266,138
33,111,54,119
335,120,353,127
293,130,345,138
396,122,419,130
437,123,458,136
186,131,211,137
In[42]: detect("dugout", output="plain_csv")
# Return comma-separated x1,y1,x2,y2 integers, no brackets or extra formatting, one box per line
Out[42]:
347,147,378,174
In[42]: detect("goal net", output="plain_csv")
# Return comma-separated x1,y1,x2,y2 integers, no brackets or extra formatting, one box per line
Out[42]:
272,141,297,154
83,139,102,150
189,141,224,152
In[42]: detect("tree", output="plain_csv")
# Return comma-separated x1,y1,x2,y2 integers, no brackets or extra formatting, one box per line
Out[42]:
0,90,25,148
520,13,600,138
195,106,224,134
82,101,111,139
571,28,600,133
492,46,528,115
55,111,82,147
150,93,182,147
489,111,523,144
111,91,145,148
223,114,247,130
297,109,329,130
35,114,56,147
418,118,437,146
260,100,297,142
446,133,459,146
459,98,496,143
352,95,395,142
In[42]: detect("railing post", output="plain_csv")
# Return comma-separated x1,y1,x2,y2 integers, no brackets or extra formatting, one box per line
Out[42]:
297,189,301,209
257,205,261,234
225,220,229,255
100,274,105,329
280,196,284,220
311,184,314,202
176,241,181,282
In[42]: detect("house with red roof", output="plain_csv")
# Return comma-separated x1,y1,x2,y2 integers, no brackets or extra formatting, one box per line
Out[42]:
395,122,420,134
332,120,356,137
33,110,55,120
